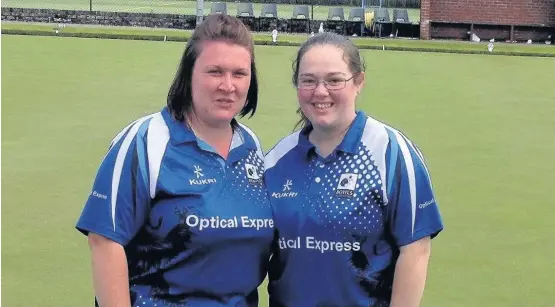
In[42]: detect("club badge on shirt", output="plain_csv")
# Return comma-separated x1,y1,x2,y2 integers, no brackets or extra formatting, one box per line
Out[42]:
336,173,358,198
245,163,263,186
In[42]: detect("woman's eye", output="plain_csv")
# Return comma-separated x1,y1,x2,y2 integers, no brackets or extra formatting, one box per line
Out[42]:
327,79,343,85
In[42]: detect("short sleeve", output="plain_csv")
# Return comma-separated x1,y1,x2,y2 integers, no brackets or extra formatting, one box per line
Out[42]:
75,125,150,246
386,133,444,247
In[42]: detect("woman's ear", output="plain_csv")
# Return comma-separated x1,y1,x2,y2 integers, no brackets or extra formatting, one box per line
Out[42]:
354,72,365,89
354,72,365,92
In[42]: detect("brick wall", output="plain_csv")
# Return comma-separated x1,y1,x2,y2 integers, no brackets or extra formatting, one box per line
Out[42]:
420,0,555,39
431,0,555,25
420,0,431,39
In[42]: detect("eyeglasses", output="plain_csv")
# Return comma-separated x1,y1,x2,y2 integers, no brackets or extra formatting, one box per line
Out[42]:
297,75,355,90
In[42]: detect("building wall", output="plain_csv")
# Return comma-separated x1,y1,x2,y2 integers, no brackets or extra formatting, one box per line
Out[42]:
420,0,555,39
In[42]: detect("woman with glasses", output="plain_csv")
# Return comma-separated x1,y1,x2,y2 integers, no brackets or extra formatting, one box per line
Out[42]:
264,32,444,307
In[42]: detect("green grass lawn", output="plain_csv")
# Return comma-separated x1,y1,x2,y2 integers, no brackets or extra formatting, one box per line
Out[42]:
2,35,555,307
1,0,421,21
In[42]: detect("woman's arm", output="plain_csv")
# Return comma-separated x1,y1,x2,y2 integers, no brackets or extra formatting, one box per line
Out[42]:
88,233,131,307
76,122,154,307
389,236,432,307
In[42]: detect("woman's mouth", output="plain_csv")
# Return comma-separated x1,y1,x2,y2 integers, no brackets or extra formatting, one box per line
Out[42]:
216,98,234,104
312,102,333,110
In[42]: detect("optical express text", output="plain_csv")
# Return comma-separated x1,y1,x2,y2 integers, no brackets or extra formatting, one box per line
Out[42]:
186,215,273,231
279,236,361,253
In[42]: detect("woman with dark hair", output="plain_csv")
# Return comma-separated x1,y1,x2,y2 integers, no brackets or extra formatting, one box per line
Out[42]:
76,14,273,307
265,32,444,307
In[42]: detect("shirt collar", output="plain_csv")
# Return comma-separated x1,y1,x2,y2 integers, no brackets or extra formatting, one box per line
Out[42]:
161,107,196,145
161,107,256,152
233,124,258,152
297,110,368,159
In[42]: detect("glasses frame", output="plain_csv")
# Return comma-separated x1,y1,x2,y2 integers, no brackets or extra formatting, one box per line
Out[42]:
296,75,356,91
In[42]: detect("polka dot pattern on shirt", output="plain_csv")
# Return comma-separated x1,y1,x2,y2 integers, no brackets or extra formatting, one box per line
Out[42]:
229,150,268,207
308,144,386,240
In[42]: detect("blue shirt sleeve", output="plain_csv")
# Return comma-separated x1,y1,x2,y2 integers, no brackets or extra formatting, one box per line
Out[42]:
75,127,150,246
386,136,444,247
